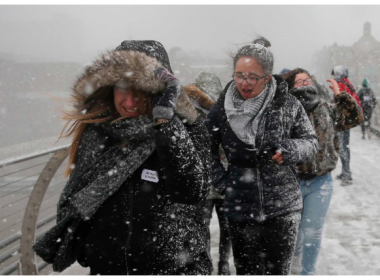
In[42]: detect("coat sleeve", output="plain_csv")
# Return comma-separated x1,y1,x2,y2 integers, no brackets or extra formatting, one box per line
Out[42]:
154,115,211,204
330,91,363,132
370,88,378,108
277,101,318,165
357,88,364,103
204,95,229,194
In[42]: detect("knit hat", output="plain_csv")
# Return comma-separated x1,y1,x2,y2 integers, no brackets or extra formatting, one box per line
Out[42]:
362,78,369,88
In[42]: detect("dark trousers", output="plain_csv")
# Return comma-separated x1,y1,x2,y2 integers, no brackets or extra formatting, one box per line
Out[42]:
202,199,232,264
338,130,352,180
228,212,300,275
361,111,373,135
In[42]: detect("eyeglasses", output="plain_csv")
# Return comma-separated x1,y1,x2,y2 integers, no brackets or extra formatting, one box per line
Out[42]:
294,78,313,86
232,74,267,86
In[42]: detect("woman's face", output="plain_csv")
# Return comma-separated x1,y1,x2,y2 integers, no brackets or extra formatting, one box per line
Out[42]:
234,56,271,100
293,73,312,88
114,87,141,118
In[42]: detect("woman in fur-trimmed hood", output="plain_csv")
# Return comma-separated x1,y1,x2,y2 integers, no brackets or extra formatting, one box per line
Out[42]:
33,40,212,275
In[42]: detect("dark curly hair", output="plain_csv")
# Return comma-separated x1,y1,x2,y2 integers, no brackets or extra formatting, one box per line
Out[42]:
282,68,311,90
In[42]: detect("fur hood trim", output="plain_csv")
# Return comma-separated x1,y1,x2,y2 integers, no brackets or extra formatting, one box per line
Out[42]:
72,50,198,124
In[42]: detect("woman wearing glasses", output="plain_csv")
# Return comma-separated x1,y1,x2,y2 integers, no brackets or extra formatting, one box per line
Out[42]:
282,68,362,275
205,39,318,275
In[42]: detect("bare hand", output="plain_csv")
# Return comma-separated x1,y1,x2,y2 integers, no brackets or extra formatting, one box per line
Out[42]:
326,79,341,96
272,150,284,164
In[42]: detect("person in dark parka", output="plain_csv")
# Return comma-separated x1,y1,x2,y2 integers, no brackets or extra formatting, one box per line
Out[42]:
357,78,377,139
205,38,318,275
185,71,232,275
33,40,212,275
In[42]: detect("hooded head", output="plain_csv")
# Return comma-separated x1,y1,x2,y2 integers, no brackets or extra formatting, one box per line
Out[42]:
115,40,173,73
63,40,197,176
332,65,348,82
362,78,369,88
279,68,291,76
184,72,222,118
71,40,197,124
194,71,223,102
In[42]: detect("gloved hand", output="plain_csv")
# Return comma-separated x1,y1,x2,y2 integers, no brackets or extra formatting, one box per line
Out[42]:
152,67,180,121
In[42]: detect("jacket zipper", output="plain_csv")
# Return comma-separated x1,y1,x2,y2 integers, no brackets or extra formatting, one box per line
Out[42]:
256,111,269,222
256,149,265,222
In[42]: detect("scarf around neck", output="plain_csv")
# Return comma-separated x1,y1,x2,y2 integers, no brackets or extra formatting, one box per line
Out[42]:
289,85,320,112
33,115,157,271
224,77,276,147
66,115,156,220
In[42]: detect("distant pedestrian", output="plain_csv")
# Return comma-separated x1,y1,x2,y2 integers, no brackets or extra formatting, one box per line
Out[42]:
332,65,362,186
357,78,377,139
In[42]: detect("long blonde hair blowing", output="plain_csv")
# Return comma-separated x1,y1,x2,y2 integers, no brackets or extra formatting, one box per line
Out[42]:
61,86,153,177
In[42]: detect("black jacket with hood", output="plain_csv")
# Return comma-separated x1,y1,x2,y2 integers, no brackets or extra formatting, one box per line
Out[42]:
33,41,212,275
205,75,318,222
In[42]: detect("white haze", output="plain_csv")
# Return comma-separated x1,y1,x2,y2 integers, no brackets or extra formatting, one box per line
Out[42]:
1,5,379,69
1,5,380,147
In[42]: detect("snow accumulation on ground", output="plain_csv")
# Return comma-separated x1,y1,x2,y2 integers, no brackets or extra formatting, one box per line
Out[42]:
55,126,380,275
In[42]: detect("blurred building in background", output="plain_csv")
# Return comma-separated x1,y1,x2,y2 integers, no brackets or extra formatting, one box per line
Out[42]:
314,22,380,97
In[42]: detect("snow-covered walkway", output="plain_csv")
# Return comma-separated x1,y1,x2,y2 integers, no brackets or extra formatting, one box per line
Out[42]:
55,127,380,275
316,126,380,275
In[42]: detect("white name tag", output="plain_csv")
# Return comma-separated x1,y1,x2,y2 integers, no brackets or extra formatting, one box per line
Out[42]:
141,169,159,183
364,96,371,101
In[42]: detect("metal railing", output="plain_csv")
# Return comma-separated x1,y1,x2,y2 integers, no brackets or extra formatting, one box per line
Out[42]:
0,137,70,275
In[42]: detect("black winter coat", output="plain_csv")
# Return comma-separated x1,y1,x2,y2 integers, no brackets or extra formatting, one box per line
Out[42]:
358,86,377,115
34,116,212,275
205,75,318,222
76,117,212,275
33,45,212,275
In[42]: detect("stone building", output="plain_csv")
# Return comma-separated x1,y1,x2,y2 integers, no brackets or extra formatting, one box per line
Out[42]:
314,22,380,96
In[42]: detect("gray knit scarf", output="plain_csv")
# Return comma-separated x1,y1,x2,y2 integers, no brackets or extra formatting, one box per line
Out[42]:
224,77,276,147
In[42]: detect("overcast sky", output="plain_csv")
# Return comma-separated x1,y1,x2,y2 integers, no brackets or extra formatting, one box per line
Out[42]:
1,5,380,73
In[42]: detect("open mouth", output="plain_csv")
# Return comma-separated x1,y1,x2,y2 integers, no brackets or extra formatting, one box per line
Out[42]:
241,89,253,98
123,106,138,115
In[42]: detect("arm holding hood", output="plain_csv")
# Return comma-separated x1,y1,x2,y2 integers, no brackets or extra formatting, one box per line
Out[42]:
154,115,211,204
